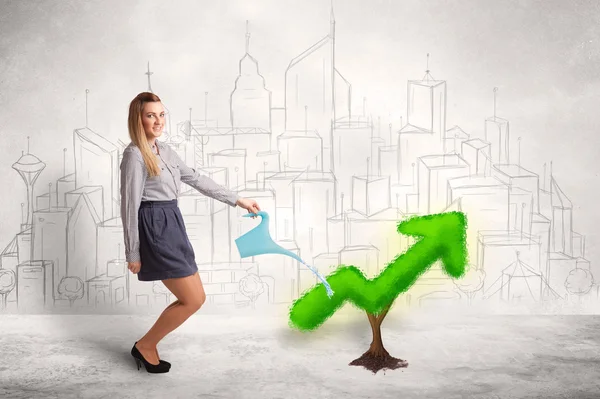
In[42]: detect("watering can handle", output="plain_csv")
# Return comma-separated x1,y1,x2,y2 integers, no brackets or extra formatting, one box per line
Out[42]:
242,211,268,218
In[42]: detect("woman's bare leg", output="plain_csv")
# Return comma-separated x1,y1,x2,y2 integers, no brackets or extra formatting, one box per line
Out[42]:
135,273,206,364
154,299,180,359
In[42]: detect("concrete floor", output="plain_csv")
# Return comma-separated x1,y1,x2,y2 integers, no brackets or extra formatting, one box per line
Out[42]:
1,306,600,399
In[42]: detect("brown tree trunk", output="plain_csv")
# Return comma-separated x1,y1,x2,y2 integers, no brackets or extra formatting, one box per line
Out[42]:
348,303,409,374
366,306,390,357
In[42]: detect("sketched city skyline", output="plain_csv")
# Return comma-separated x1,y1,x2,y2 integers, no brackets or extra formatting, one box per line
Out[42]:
0,3,596,315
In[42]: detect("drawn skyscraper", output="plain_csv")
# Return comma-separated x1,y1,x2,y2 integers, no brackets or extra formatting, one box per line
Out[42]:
230,21,272,131
485,88,510,164
283,5,351,169
405,63,447,147
73,127,119,220
397,63,447,184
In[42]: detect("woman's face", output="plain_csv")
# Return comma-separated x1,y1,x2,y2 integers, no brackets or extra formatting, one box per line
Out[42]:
141,101,165,140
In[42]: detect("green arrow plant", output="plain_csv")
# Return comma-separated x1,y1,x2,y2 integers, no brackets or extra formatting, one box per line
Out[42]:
287,211,468,373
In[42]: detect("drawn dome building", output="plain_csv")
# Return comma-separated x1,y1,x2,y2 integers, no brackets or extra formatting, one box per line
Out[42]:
12,150,46,228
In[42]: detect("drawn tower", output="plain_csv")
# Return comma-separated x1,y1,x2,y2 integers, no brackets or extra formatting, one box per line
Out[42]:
405,58,447,149
284,4,339,170
230,20,272,131
12,145,46,229
146,61,173,138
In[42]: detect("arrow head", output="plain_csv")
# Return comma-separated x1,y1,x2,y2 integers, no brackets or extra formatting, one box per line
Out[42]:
397,211,468,279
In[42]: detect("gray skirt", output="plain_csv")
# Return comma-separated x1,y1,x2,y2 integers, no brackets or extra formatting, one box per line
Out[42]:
138,199,198,281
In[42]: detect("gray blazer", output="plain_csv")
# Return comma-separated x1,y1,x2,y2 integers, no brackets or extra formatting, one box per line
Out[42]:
119,139,239,263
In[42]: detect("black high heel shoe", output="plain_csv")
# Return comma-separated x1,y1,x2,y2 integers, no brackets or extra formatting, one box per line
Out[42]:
158,355,171,368
133,341,172,368
131,342,170,373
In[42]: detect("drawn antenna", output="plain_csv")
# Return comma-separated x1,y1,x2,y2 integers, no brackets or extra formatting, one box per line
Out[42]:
493,87,498,119
423,53,434,81
146,61,153,93
245,20,250,53
85,89,89,128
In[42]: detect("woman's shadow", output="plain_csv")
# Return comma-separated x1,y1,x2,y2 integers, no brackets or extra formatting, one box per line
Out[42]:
48,307,156,368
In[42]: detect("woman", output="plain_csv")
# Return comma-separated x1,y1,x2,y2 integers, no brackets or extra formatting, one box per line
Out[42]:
120,92,260,373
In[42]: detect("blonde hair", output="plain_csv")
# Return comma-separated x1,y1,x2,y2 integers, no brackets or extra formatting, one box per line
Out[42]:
127,92,162,177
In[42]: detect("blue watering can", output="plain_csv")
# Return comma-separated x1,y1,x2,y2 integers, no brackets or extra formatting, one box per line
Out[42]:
235,211,334,298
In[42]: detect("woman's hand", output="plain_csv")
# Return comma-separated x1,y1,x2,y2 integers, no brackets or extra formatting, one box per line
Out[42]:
128,262,141,274
236,197,261,218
